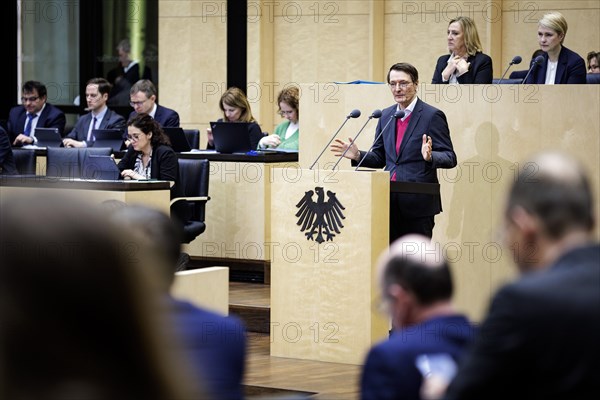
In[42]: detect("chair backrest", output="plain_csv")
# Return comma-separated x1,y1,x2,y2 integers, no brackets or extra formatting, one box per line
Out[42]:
13,149,36,175
172,158,210,241
46,148,81,178
46,148,112,178
183,129,200,150
509,69,528,79
587,74,600,84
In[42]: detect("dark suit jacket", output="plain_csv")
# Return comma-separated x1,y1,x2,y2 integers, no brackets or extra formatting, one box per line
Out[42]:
361,315,475,400
0,127,18,174
445,244,600,400
66,109,126,142
354,99,457,217
117,144,179,197
168,298,246,400
7,102,66,142
129,104,180,128
524,46,587,84
432,52,493,84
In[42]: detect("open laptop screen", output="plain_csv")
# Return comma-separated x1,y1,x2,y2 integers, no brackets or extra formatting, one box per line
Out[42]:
210,121,252,154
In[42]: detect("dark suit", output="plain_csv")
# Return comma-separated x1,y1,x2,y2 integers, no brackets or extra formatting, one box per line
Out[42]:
445,244,600,400
432,52,493,84
168,298,246,400
7,103,66,142
361,315,475,400
66,108,126,142
354,99,456,239
524,46,586,84
117,144,180,197
129,104,180,128
0,127,18,174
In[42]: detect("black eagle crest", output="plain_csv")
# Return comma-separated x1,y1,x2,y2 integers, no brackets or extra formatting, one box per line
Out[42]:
295,187,346,243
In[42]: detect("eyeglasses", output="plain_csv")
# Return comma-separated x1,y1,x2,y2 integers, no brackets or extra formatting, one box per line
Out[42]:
129,98,148,107
127,134,144,141
388,81,413,89
21,96,39,103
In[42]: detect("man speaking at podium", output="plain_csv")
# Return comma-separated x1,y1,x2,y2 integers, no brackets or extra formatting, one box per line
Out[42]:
331,63,456,241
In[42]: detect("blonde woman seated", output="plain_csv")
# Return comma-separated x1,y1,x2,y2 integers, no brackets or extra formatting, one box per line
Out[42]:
258,86,299,151
432,16,493,84
206,87,263,150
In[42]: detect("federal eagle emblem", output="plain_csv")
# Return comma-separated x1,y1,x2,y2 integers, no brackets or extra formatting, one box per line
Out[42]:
295,187,345,243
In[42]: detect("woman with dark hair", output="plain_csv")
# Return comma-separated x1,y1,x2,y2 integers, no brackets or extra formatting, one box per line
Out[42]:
432,16,493,84
118,113,178,182
206,86,263,150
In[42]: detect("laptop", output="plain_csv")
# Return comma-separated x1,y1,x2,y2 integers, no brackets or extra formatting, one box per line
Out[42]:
210,121,252,154
81,155,121,180
91,129,124,152
35,127,63,147
162,127,192,152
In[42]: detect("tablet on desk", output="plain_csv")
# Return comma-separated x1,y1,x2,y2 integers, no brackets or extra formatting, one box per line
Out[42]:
210,121,252,154
81,155,121,180
91,129,124,152
35,128,63,148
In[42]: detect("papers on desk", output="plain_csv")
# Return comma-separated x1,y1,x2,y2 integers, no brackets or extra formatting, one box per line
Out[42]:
181,149,217,154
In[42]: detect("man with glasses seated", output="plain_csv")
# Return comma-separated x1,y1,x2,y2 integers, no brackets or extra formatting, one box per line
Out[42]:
7,80,66,146
331,63,456,241
62,78,126,148
128,79,180,128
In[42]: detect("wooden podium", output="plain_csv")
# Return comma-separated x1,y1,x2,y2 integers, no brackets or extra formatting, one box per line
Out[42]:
270,168,390,365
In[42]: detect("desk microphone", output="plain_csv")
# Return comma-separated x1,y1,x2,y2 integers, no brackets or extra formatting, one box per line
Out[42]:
522,55,545,84
332,109,382,170
497,55,522,83
309,109,361,170
355,110,405,171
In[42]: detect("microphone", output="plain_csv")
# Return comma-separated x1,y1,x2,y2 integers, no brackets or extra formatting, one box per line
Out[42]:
522,55,544,84
332,109,382,170
497,55,522,84
309,109,361,170
355,110,405,171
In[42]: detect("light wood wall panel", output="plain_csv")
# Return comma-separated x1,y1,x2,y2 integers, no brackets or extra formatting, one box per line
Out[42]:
160,0,228,149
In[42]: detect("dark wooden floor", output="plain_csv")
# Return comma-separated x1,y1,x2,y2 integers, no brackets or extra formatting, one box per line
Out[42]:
232,282,362,399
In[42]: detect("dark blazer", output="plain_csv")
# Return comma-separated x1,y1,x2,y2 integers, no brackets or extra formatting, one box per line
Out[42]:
168,298,246,400
66,109,126,142
445,244,600,400
0,127,18,175
361,315,475,400
7,102,66,142
129,104,180,128
524,46,587,84
354,99,457,218
117,144,179,197
432,52,493,84
206,118,264,151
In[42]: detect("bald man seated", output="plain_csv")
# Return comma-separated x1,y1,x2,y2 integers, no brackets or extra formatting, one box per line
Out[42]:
361,235,476,400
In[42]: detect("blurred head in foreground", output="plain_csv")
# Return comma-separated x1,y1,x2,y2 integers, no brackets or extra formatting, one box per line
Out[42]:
503,151,595,273
0,195,199,399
